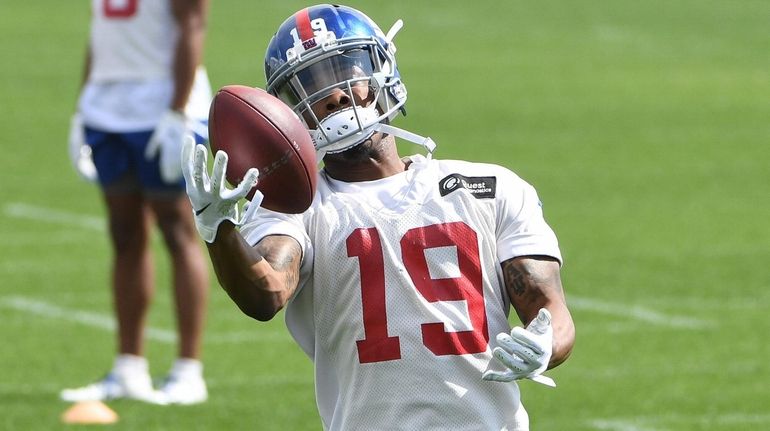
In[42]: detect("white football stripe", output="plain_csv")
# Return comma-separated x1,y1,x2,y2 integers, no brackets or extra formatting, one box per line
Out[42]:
1,295,176,343
589,419,655,431
589,413,770,429
3,202,104,231
0,295,292,345
568,295,713,329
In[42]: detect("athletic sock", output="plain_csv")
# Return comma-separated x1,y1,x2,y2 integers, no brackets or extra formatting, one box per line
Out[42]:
113,354,149,377
169,358,203,379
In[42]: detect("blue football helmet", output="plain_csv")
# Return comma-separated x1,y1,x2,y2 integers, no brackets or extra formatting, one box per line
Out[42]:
264,4,434,158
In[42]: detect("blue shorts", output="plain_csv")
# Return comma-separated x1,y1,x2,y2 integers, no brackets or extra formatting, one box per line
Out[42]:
85,127,206,195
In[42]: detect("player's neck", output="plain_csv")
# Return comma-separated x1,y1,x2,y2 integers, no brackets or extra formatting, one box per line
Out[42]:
322,135,406,182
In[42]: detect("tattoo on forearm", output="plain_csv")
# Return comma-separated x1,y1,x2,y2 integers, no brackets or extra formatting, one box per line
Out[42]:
503,262,528,296
501,256,569,344
256,236,299,269
501,257,561,298
256,236,302,292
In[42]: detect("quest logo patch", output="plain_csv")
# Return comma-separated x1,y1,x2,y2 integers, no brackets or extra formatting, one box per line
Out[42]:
439,174,497,199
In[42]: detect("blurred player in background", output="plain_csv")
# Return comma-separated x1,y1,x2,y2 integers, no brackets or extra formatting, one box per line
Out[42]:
184,4,575,429
62,0,211,405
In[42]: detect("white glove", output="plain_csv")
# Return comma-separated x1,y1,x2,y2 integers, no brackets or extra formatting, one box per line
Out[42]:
68,113,97,182
181,139,261,243
146,110,190,183
482,308,556,387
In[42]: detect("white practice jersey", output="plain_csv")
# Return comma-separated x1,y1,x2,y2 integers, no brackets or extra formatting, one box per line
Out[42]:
79,0,211,132
90,0,176,82
242,155,562,431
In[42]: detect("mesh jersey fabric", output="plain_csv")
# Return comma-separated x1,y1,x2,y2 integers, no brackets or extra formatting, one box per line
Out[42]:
241,154,561,430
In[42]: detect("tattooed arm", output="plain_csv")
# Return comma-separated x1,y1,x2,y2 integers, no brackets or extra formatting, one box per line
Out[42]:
501,255,575,368
206,222,302,322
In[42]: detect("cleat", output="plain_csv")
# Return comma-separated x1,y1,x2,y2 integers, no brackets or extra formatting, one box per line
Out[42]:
158,373,208,405
61,372,167,405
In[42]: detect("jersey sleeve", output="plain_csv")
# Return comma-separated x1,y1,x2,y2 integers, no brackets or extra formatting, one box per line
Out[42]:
495,168,563,264
241,207,300,241
240,207,315,274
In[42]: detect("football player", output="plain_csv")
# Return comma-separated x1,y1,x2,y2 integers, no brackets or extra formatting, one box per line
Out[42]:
185,4,575,429
61,0,212,405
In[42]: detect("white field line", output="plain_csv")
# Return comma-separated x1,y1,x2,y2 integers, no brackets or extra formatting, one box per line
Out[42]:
568,295,713,329
589,419,658,431
1,295,176,343
710,413,770,426
0,295,291,345
3,202,104,231
589,413,770,430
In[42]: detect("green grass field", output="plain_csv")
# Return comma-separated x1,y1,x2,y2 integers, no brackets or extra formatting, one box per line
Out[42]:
1,1,768,429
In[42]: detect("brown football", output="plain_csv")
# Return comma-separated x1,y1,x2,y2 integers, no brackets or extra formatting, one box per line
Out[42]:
208,85,317,214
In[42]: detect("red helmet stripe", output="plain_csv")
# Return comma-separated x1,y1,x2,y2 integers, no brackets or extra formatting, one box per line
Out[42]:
295,8,314,41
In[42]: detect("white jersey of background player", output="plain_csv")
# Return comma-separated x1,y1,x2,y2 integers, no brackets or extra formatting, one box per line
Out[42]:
80,0,210,132
241,155,562,429
182,4,575,430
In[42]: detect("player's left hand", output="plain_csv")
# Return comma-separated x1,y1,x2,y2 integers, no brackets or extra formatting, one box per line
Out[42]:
482,308,555,387
145,110,190,183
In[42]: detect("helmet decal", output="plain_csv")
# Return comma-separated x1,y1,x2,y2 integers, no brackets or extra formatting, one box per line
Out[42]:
295,8,316,42
288,9,333,58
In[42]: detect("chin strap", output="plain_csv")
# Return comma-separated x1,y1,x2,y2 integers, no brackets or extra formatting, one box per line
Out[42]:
314,123,435,163
312,106,436,162
374,123,436,159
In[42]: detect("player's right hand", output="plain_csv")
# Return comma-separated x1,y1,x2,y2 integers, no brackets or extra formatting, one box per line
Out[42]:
68,113,98,182
181,139,260,243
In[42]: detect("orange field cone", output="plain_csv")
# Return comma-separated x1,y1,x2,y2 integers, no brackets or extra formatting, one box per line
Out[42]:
61,400,119,424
